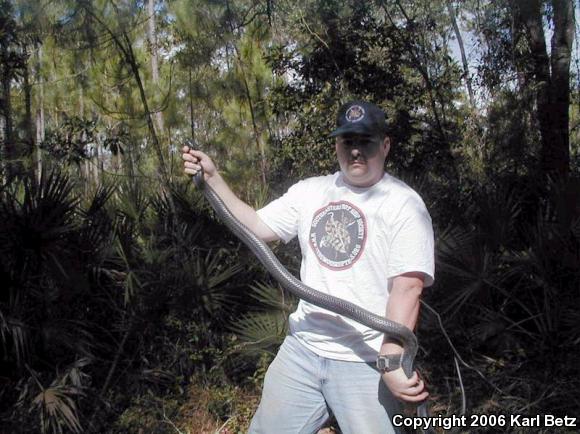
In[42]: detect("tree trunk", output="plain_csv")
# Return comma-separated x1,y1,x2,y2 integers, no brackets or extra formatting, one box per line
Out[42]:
23,46,34,162
227,14,268,185
1,44,15,178
548,0,575,179
382,2,448,143
79,86,89,189
446,0,475,107
81,4,169,186
35,47,45,184
239,67,267,185
516,0,575,180
147,0,165,141
189,67,196,142
126,36,168,185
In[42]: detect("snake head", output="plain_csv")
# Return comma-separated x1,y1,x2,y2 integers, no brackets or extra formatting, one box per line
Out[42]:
192,166,205,188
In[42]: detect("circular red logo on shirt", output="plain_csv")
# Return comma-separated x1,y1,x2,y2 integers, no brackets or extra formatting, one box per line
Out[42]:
309,201,367,270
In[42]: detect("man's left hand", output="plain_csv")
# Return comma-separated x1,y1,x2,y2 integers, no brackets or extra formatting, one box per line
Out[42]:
381,368,429,402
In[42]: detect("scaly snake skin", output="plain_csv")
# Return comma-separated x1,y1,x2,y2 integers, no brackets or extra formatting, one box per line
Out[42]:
193,170,430,421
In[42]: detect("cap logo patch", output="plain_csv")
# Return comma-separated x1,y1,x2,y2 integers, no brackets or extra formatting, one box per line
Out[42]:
345,105,365,123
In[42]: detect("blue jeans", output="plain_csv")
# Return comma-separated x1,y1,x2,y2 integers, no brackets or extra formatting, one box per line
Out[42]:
248,334,402,434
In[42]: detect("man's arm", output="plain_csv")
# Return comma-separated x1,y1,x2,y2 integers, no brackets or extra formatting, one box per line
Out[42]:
182,146,279,243
380,271,429,402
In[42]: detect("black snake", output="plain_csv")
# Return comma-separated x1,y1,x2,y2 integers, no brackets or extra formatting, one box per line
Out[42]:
193,170,430,426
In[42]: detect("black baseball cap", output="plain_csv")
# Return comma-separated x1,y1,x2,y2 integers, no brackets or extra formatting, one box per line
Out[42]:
329,100,388,137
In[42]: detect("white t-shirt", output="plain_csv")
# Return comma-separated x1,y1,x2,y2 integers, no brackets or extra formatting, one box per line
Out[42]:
257,171,435,362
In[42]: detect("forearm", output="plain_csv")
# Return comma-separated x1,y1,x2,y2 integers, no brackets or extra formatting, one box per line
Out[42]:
380,273,424,355
206,173,278,242
378,273,428,401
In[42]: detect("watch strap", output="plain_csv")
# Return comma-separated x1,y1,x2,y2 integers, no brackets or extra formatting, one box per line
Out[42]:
376,354,402,372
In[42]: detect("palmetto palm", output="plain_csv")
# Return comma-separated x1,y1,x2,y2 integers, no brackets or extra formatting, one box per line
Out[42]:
231,281,297,356
430,178,580,414
0,170,107,433
0,168,258,432
0,171,81,370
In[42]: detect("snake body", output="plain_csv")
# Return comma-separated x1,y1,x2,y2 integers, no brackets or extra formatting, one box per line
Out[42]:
193,170,430,421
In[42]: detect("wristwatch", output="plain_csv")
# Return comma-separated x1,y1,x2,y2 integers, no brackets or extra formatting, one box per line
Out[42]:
376,354,402,373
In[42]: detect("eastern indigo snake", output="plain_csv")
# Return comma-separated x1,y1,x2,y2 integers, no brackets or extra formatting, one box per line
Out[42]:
193,170,430,425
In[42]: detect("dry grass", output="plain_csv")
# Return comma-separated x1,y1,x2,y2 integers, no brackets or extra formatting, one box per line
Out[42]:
171,380,260,434
170,379,340,434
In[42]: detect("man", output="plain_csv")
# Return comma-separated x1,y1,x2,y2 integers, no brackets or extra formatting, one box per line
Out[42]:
182,100,434,434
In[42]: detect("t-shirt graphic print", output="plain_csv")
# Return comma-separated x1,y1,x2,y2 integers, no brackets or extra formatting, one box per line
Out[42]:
309,201,367,270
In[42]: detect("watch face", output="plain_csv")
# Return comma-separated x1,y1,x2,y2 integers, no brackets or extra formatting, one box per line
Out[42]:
377,357,389,371
377,355,400,372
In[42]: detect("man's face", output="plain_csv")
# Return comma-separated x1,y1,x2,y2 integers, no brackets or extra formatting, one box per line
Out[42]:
335,134,390,187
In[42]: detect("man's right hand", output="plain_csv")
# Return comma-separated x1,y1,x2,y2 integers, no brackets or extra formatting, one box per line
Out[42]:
182,146,217,182
182,144,280,243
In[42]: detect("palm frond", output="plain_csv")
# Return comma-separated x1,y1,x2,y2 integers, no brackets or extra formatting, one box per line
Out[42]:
0,171,79,269
230,312,287,355
0,310,29,369
436,225,498,317
22,366,85,434
181,248,243,318
248,281,296,313
39,319,97,361
113,237,144,306
114,178,149,224
78,182,117,257
32,385,84,434
60,358,92,389
22,170,79,234
170,180,207,227
250,181,270,210
81,182,117,219
571,216,580,240
205,249,243,289
468,183,522,250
